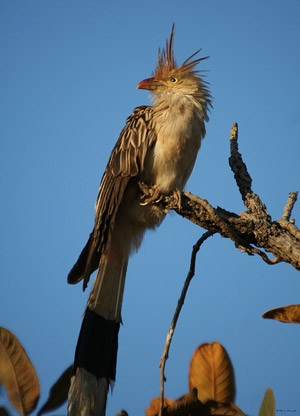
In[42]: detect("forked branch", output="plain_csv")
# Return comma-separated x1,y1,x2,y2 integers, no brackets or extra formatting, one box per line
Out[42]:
139,123,300,270
139,123,299,416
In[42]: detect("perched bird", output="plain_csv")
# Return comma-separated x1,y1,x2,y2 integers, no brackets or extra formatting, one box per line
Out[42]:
67,25,211,416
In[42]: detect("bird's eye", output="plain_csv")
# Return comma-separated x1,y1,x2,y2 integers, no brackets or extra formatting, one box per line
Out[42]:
170,77,178,83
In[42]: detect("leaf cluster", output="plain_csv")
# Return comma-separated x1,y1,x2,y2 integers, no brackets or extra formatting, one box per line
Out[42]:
0,332,276,416
145,342,275,416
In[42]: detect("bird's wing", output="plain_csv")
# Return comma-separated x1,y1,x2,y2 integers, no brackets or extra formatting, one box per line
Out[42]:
68,105,157,288
94,105,156,249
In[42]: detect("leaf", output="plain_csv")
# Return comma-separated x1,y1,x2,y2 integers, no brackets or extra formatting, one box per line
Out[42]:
145,397,174,416
0,327,40,415
262,304,300,323
209,400,246,415
37,365,72,415
0,407,12,416
145,391,246,416
188,342,235,403
259,388,275,416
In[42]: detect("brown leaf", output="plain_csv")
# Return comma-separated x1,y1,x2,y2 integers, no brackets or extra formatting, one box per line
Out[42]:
145,392,245,416
262,304,300,323
37,365,72,415
145,397,174,416
209,401,246,415
188,342,235,403
0,327,40,415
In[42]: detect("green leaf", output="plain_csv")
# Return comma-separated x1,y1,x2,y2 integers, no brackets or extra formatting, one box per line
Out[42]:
0,327,40,415
262,304,300,323
37,365,72,415
259,388,275,416
188,342,235,403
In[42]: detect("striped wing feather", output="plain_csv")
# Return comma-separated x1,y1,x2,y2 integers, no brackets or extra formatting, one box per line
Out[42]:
68,106,157,288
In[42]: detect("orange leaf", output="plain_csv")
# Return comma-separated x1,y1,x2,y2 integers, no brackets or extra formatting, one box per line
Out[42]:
145,397,174,416
0,327,40,415
188,342,235,403
262,304,300,323
209,400,245,415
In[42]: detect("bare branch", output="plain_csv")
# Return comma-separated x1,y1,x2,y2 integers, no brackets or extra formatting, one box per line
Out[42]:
138,124,300,271
245,246,281,266
138,123,299,416
282,192,298,221
229,122,252,199
159,232,214,416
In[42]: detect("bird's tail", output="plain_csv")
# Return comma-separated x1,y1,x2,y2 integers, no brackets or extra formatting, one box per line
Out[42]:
68,246,128,416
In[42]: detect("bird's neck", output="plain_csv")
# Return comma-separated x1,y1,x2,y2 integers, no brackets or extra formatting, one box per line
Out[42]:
152,91,207,127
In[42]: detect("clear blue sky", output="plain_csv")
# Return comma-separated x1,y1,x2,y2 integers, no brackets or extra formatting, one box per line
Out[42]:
1,1,300,415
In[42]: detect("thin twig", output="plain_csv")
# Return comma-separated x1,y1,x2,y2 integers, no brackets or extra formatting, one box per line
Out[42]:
247,246,282,265
282,192,298,221
158,231,215,416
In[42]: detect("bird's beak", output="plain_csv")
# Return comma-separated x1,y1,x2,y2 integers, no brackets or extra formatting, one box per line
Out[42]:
137,77,156,90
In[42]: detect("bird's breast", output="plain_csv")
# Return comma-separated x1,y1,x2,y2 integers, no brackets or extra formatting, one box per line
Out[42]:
151,126,201,192
142,97,206,192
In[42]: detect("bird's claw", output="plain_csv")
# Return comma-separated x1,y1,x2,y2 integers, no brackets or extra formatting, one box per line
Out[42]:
140,185,162,206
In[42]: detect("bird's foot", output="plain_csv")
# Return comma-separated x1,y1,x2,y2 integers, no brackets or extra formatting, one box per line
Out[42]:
140,184,162,206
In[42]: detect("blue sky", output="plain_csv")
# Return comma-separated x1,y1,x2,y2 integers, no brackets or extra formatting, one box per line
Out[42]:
1,1,300,415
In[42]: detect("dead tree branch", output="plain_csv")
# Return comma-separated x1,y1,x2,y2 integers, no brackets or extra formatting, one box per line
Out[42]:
159,231,214,416
139,123,300,270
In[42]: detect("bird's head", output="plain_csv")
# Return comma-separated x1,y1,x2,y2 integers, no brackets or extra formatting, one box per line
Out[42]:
138,24,211,109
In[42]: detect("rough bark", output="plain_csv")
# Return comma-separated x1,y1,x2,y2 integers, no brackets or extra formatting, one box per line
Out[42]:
139,123,300,271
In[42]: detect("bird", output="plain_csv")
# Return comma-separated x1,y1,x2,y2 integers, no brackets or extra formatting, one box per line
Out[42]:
67,24,211,416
